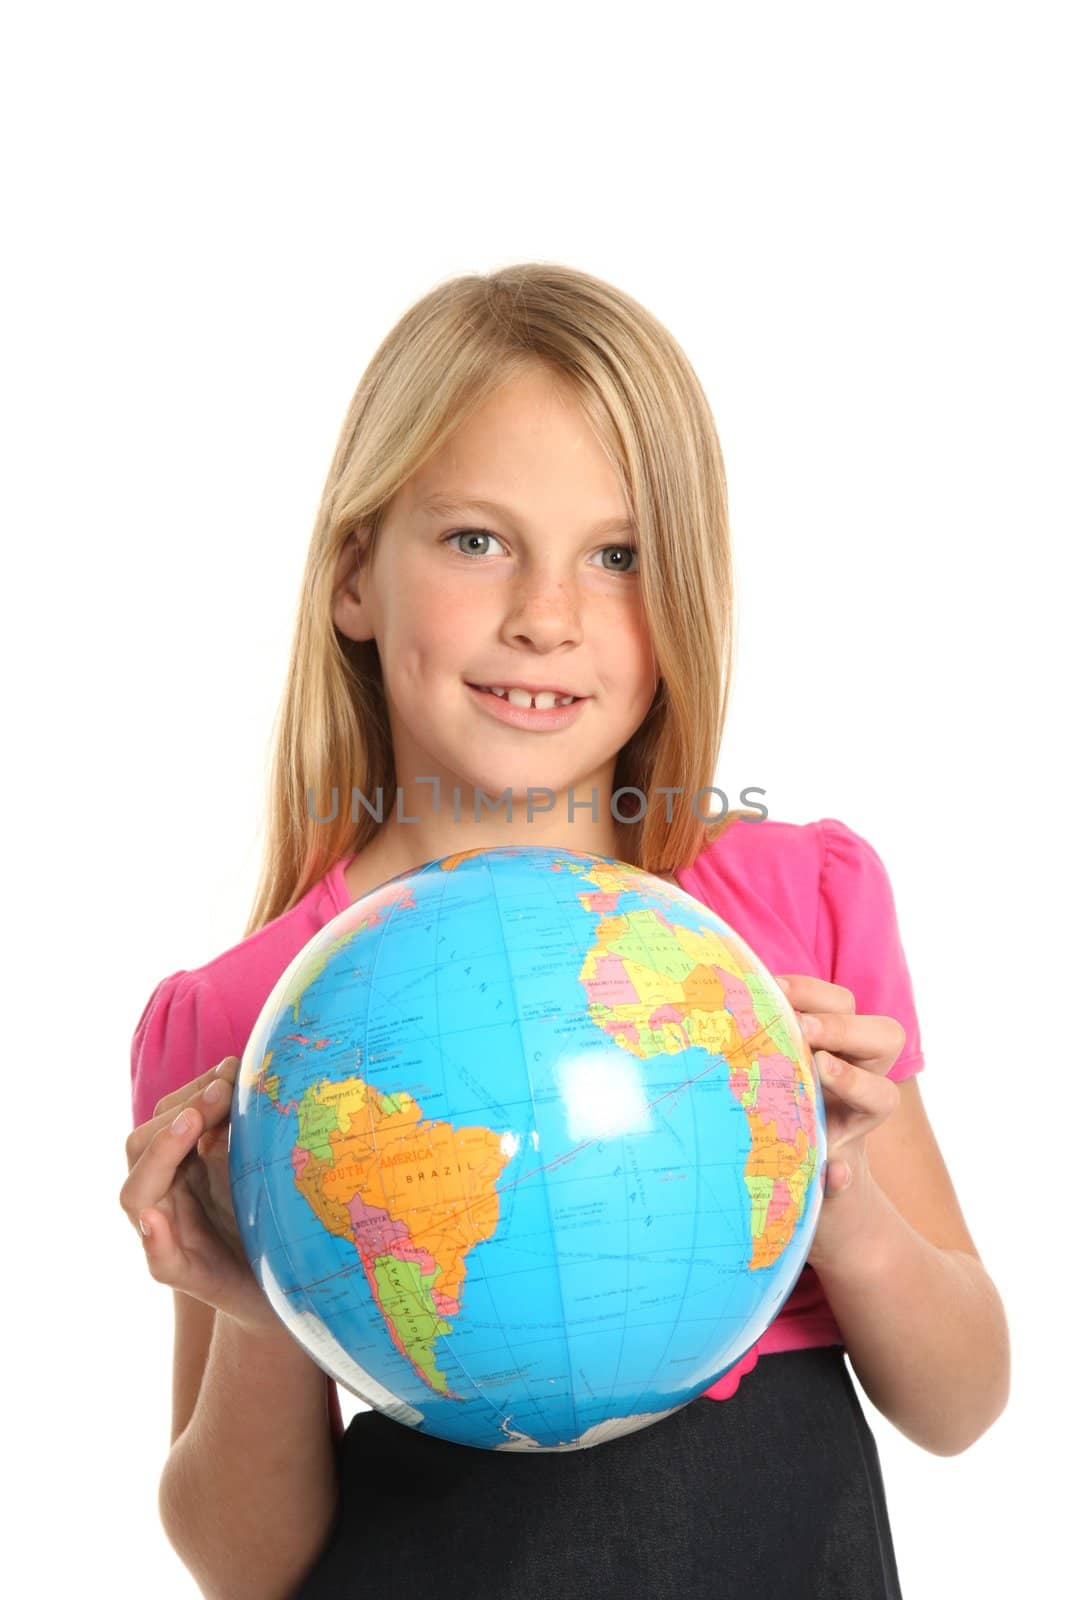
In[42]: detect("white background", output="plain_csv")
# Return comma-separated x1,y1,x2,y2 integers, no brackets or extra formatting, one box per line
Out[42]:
5,2,1063,1594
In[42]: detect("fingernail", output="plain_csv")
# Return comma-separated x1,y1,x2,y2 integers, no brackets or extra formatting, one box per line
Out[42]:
204,1080,222,1103
171,1110,190,1135
802,1013,820,1038
139,1211,153,1238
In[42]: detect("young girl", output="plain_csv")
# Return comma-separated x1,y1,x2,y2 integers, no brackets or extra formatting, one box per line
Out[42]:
121,263,1009,1600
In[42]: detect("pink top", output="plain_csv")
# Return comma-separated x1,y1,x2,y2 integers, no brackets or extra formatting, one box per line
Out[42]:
130,815,925,1403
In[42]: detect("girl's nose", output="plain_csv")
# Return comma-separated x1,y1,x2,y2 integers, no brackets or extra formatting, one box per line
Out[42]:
501,574,584,651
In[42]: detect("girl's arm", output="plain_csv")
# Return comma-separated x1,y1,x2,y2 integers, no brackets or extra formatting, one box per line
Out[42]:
809,1137,1010,1457
124,1055,343,1594
783,973,1011,1457
159,1309,340,1599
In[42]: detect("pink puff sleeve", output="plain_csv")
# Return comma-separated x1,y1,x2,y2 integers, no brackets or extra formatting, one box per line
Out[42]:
814,818,926,1083
130,970,239,1128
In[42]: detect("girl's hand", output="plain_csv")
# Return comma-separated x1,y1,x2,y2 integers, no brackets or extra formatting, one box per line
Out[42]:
775,974,905,1271
120,1056,280,1337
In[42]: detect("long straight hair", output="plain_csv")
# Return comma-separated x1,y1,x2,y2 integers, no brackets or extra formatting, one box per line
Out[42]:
243,263,758,937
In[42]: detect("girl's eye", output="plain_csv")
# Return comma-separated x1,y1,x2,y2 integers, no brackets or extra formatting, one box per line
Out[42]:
597,544,640,574
445,528,640,574
444,528,505,558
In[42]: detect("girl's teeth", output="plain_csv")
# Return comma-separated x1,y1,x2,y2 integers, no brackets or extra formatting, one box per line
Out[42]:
482,686,575,709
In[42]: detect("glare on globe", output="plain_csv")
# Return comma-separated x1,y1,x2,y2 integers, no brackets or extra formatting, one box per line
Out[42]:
229,845,826,1452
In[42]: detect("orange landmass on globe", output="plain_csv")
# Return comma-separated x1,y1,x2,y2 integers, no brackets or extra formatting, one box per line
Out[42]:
254,1061,512,1398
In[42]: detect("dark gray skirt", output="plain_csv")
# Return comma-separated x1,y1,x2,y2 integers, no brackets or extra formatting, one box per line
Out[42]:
294,1347,903,1599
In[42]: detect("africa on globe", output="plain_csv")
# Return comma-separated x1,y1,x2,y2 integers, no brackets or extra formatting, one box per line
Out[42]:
228,846,826,1452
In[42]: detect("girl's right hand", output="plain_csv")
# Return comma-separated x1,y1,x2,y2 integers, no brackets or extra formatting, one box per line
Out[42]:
121,1056,280,1337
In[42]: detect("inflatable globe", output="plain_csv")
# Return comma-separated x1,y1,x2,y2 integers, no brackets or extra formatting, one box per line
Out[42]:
229,845,826,1452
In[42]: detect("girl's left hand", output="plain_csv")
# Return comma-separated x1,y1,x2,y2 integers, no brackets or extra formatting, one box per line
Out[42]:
776,974,905,1269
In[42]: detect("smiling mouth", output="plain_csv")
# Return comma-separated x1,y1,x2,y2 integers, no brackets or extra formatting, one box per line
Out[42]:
466,683,585,709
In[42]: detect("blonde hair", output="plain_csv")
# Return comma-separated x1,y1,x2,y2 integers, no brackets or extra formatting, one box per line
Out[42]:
243,262,759,937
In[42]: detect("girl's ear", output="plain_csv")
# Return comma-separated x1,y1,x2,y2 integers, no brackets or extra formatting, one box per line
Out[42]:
332,528,375,643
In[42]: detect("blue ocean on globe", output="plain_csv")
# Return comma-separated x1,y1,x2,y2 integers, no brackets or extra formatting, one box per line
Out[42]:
229,845,826,1452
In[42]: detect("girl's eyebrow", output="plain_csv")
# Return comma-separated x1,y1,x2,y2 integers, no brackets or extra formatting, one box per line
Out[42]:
419,492,635,538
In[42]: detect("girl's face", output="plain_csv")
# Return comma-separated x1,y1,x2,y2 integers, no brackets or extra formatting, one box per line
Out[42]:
333,367,659,824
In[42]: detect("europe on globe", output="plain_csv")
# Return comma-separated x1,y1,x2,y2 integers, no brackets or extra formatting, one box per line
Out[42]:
228,846,826,1452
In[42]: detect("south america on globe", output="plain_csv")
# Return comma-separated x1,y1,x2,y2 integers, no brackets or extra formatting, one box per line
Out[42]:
228,845,827,1452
